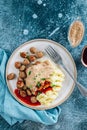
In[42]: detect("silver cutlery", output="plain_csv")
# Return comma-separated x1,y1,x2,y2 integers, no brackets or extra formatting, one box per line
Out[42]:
45,45,87,96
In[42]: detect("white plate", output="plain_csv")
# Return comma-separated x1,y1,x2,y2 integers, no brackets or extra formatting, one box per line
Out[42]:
6,39,77,110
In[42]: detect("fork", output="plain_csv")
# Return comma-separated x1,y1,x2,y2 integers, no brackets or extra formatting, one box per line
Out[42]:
45,45,87,97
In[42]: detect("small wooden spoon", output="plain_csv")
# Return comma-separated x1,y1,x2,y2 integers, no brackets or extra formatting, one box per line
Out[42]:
68,20,85,47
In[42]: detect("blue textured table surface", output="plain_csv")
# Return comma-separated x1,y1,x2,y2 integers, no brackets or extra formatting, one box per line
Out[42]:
0,0,87,130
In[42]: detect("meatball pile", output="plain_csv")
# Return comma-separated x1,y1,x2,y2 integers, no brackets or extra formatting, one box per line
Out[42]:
7,47,44,104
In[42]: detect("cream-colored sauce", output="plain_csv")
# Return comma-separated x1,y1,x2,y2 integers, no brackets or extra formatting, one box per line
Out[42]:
25,62,54,91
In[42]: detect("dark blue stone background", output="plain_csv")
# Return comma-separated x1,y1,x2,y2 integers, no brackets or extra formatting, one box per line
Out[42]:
0,0,87,130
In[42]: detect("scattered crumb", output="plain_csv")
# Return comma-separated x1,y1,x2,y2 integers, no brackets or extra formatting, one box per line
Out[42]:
43,3,46,6
32,14,38,19
37,0,42,5
23,29,29,35
58,13,63,18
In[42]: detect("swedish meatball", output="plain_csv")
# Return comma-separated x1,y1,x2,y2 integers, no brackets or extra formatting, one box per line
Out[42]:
23,86,27,90
20,52,27,58
43,60,50,65
23,58,30,65
7,73,16,80
19,65,26,71
36,51,44,58
20,90,27,97
30,47,37,54
15,62,21,69
29,55,36,62
17,80,24,89
30,96,37,103
33,61,41,65
26,89,32,96
19,71,26,78
18,77,23,81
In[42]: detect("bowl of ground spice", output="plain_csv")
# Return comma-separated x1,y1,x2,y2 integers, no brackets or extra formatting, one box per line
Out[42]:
68,20,85,47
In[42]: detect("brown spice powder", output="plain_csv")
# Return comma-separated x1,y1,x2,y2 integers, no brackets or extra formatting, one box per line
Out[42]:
69,21,84,47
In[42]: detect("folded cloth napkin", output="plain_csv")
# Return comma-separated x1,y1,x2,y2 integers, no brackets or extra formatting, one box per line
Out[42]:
0,48,61,125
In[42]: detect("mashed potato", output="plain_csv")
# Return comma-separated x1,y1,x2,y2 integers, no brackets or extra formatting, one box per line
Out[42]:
36,65,65,106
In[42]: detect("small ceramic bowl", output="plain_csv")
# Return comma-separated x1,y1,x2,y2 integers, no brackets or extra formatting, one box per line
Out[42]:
81,45,87,67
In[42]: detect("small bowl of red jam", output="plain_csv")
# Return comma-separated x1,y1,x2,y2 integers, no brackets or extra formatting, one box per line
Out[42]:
81,45,87,67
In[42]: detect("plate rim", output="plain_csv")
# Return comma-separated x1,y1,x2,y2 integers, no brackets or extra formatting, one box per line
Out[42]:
6,38,77,110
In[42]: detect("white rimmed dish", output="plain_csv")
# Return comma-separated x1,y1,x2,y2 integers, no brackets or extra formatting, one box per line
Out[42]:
6,39,77,110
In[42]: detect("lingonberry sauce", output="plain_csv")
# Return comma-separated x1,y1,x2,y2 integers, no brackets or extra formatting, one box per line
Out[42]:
83,47,87,65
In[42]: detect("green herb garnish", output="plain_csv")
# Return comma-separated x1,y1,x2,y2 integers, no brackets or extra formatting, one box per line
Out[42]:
37,82,41,87
26,55,30,60
28,71,31,75
30,85,32,88
33,77,36,80
27,85,32,89
50,74,53,76
51,84,56,87
41,78,46,80
37,92,42,95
